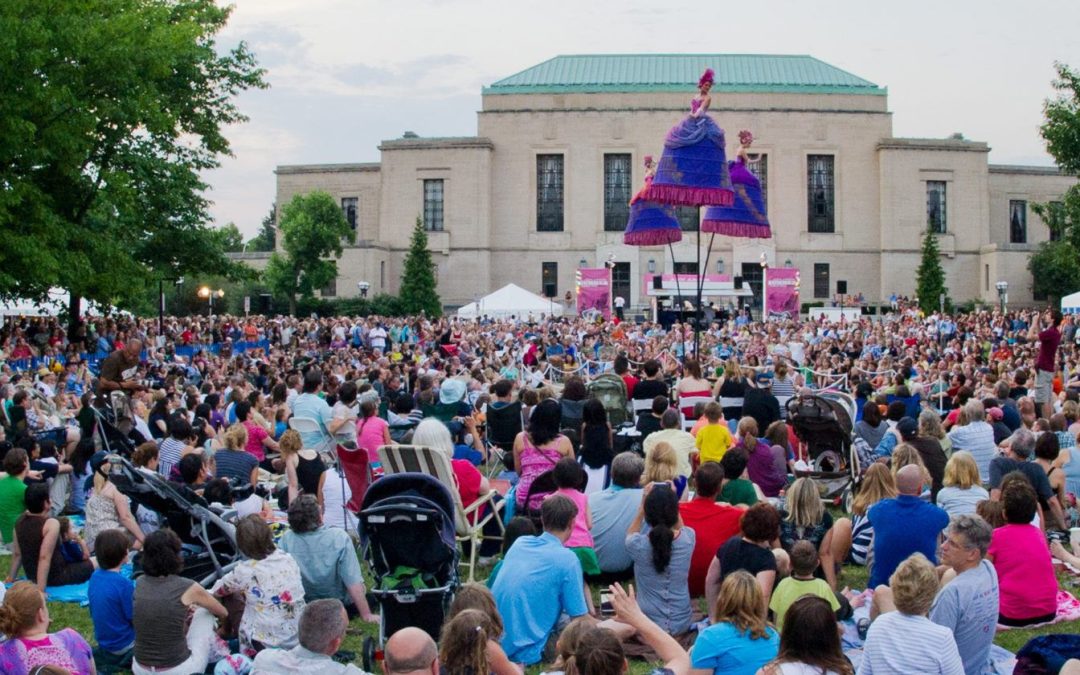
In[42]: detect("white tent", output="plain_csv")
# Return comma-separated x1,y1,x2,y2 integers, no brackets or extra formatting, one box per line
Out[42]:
1063,291,1080,315
0,288,119,318
457,283,565,319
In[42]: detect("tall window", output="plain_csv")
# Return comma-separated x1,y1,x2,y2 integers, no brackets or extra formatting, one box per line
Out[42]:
813,263,830,299
611,262,631,308
423,179,444,231
341,197,358,232
672,262,699,275
537,154,564,231
740,263,764,309
321,279,337,298
677,206,700,231
926,181,946,233
1048,201,1065,242
603,154,631,231
380,261,386,289
541,262,558,297
807,155,835,233
1009,200,1027,243
748,154,768,209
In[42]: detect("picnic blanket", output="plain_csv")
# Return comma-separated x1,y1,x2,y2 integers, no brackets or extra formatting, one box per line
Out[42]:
996,590,1080,631
840,590,1017,675
5,563,134,607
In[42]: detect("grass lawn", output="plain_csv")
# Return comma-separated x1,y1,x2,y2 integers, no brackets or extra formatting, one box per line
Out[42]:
4,551,1079,674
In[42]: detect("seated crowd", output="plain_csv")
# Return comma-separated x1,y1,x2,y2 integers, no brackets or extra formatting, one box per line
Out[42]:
0,304,1076,674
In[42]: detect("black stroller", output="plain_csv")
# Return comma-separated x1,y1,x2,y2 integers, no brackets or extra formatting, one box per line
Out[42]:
359,473,459,667
786,392,860,510
106,455,240,586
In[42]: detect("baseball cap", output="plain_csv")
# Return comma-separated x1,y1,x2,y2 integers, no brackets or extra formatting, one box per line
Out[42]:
896,417,918,440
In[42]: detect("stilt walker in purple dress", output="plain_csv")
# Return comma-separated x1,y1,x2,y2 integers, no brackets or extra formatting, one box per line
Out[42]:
702,130,771,238
639,69,733,207
623,156,682,246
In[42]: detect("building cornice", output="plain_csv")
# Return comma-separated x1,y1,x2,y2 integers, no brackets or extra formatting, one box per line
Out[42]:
275,163,380,175
877,138,989,153
378,137,494,151
479,106,890,116
988,164,1066,176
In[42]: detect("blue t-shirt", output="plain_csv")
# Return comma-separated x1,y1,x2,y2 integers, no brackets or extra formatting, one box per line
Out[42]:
493,532,588,665
690,622,779,675
868,495,949,588
88,569,135,652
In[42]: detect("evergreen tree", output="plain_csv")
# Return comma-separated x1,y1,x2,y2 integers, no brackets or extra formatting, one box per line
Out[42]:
247,205,276,252
399,216,441,316
916,223,949,314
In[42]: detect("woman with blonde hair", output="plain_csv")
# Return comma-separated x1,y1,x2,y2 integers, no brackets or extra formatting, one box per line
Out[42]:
83,452,145,553
890,444,931,498
830,463,897,569
643,441,685,498
213,423,258,488
690,571,779,675
0,581,95,673
779,477,840,589
935,451,989,517
713,359,748,421
278,428,325,507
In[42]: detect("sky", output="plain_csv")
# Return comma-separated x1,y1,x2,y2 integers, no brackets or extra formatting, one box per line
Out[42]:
207,0,1080,238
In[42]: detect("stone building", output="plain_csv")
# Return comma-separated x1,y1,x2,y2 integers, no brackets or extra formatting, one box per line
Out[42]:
272,54,1076,309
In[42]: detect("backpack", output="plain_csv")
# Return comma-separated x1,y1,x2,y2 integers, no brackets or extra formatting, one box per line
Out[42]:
587,373,629,426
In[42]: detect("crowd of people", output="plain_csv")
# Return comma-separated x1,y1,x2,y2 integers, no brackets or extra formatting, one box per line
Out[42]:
0,300,1076,674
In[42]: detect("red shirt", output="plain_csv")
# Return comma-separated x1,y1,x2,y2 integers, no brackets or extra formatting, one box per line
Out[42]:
679,498,745,597
621,375,639,398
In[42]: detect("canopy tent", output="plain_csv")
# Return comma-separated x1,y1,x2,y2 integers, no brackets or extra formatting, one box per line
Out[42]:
1063,291,1080,315
456,283,564,319
0,289,118,318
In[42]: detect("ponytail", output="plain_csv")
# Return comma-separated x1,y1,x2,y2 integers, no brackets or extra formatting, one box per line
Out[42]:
648,523,674,573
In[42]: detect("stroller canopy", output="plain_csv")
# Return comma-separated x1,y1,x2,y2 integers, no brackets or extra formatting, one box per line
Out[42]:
361,473,457,551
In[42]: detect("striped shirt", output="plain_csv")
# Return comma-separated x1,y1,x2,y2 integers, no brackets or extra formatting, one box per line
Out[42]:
858,611,963,675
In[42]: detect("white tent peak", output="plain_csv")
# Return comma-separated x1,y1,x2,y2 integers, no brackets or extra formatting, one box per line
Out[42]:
1062,290,1080,315
457,283,564,319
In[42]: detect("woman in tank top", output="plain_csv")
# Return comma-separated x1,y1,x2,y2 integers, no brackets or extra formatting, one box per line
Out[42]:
513,399,574,510
132,529,229,675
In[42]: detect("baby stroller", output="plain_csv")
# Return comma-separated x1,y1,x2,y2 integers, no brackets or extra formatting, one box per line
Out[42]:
106,455,240,586
786,392,860,511
89,403,138,456
359,473,459,669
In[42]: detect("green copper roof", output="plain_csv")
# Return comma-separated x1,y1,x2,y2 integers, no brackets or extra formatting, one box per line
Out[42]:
484,54,884,96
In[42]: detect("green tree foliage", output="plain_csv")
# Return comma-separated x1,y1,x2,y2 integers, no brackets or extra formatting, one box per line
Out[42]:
263,191,354,315
1030,62,1080,301
247,206,277,252
0,0,266,320
916,224,949,314
398,216,441,316
215,223,246,253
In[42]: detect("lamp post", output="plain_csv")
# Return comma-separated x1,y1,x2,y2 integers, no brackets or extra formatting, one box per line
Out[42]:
759,252,769,321
357,281,370,299
995,281,1008,314
198,286,224,316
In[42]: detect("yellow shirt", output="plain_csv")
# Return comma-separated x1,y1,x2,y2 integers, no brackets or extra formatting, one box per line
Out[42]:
695,422,733,464
768,576,839,631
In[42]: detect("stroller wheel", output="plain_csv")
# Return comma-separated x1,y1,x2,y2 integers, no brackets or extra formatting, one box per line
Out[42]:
842,487,854,514
363,636,377,672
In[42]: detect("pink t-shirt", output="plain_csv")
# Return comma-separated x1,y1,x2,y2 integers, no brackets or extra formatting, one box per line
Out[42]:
243,421,269,461
554,487,594,548
988,523,1058,621
356,416,389,464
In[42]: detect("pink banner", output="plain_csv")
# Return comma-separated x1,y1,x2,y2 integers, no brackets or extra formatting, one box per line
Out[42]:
577,268,612,320
765,268,800,318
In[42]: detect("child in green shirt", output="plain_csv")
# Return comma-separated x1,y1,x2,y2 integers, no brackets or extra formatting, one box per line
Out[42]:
718,449,759,506
768,540,841,630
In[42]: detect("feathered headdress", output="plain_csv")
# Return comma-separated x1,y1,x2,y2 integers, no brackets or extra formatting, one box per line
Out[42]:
738,130,754,145
643,155,654,166
698,68,715,88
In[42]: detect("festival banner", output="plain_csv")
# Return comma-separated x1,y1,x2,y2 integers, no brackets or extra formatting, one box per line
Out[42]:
765,267,800,318
576,268,612,320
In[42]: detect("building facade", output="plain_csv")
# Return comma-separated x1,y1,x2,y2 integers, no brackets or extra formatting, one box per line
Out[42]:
272,54,1076,309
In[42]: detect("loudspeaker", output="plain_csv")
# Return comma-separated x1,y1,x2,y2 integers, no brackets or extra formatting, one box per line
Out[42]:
837,280,848,294
653,275,663,290
734,276,744,290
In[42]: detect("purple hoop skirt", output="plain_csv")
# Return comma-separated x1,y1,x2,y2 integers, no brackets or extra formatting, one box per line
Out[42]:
623,200,682,246
639,114,734,208
701,158,771,238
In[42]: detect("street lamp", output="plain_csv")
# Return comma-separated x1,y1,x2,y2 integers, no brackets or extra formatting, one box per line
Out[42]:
357,281,370,299
198,286,224,315
995,281,1008,314
759,252,769,320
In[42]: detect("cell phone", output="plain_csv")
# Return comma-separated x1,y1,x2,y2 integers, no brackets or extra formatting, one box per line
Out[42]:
599,591,615,617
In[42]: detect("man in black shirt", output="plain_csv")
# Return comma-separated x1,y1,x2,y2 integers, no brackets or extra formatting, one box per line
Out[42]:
632,359,669,401
989,427,1065,529
742,372,781,433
